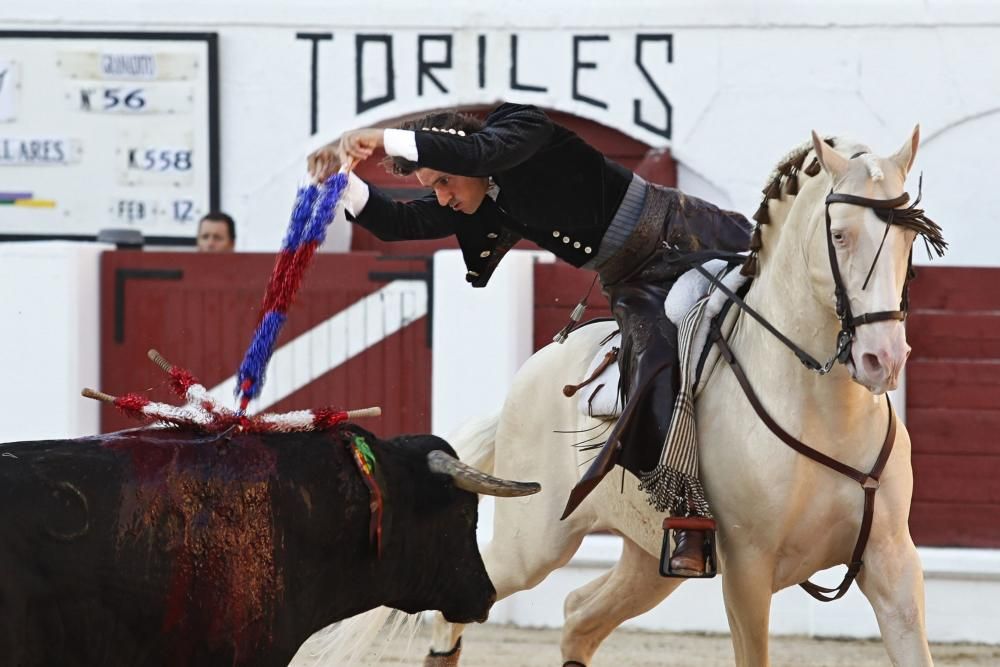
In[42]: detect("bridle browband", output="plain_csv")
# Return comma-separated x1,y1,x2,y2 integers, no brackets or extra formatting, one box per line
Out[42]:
824,159,946,366
690,151,946,602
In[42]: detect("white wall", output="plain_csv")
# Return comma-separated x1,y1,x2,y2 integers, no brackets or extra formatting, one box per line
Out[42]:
431,249,551,438
5,1,998,266
0,242,108,442
490,535,1000,644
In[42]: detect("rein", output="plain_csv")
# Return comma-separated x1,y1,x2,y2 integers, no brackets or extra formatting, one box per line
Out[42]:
691,262,849,375
690,164,944,602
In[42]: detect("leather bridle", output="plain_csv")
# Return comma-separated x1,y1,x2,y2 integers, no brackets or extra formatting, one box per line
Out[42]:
691,160,945,601
824,187,912,369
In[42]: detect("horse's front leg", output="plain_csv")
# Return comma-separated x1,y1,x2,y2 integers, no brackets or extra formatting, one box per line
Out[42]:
561,537,684,666
857,535,933,666
720,552,774,667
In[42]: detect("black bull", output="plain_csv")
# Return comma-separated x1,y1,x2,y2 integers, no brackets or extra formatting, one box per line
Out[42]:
0,425,528,666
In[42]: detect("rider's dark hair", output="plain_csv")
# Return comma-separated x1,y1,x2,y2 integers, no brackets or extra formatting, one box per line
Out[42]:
383,110,484,176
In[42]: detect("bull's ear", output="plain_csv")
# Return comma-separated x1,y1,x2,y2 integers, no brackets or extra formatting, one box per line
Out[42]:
889,124,920,175
811,130,848,180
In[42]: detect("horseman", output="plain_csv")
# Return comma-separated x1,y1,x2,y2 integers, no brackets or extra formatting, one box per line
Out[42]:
308,102,752,576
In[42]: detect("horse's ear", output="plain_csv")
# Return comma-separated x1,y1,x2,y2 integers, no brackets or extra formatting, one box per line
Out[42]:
811,130,848,180
889,124,920,175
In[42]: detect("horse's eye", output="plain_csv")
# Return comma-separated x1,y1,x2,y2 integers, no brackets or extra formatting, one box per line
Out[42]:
832,231,845,242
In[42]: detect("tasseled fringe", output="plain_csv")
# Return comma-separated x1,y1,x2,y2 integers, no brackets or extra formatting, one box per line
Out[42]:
743,216,764,277
791,149,807,171
753,200,771,226
740,252,759,277
741,136,842,281
637,464,713,517
784,170,799,196
764,178,782,200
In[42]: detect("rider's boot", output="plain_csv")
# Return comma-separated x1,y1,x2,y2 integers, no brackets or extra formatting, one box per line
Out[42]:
669,529,706,576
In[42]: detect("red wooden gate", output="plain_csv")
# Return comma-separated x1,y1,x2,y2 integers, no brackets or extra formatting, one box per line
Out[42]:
906,266,1000,548
100,252,431,435
533,263,1000,548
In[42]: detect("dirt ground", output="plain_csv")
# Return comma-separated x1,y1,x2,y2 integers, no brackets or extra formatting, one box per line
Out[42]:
295,622,1000,666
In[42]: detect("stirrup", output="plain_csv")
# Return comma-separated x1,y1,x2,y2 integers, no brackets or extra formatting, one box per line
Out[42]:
659,516,719,579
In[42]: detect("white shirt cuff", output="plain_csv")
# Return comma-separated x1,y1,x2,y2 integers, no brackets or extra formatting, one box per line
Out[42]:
383,128,418,162
342,171,370,216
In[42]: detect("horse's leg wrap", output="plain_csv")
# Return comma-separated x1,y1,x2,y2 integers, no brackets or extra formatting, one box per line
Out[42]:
424,637,461,666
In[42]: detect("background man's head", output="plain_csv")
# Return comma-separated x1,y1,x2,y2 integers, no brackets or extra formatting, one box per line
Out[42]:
196,212,236,252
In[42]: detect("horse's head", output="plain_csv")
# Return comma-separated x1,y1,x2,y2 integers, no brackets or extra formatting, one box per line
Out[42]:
807,127,937,393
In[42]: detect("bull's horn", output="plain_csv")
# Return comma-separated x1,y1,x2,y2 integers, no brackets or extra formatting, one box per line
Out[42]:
427,450,541,498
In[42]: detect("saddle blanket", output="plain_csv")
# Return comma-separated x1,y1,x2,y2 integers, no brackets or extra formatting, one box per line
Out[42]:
576,259,747,419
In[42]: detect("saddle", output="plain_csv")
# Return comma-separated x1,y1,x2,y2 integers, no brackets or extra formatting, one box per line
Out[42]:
565,260,746,421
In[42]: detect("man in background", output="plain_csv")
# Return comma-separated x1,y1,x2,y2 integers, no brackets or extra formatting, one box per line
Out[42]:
196,212,236,252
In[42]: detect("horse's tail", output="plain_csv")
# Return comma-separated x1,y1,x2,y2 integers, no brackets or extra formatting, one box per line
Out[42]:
294,607,423,666
445,413,500,481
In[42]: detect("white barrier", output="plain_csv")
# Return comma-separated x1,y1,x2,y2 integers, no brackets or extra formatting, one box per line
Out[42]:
0,241,109,443
489,535,1000,643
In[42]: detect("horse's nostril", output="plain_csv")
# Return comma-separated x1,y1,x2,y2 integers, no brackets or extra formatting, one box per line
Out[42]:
862,353,882,376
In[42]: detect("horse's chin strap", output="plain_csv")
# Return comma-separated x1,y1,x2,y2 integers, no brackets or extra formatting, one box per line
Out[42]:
711,324,897,602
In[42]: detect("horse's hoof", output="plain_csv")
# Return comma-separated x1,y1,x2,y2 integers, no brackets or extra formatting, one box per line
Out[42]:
424,638,461,666
563,662,588,667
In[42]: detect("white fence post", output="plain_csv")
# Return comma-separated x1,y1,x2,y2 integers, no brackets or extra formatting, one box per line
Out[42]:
0,242,109,442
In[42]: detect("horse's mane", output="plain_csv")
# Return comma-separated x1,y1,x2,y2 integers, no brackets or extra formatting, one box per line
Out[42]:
742,135,885,277
743,134,946,277
742,138,824,276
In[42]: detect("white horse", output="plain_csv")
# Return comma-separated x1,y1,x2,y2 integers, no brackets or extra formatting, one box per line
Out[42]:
418,128,937,667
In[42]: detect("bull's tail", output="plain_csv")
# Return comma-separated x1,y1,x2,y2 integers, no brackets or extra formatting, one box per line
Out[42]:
292,607,423,666
445,413,500,481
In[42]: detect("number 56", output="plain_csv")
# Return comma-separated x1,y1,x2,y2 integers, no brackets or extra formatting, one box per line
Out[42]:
104,88,146,110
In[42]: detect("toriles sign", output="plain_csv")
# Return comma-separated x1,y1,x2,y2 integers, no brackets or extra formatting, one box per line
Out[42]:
299,30,675,145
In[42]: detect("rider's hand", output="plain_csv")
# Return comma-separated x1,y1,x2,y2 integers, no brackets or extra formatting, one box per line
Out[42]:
307,141,342,182
338,128,384,163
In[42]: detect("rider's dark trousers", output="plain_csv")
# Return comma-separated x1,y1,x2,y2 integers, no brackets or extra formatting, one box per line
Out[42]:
562,183,751,516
